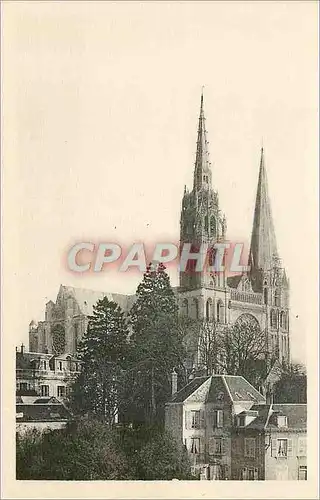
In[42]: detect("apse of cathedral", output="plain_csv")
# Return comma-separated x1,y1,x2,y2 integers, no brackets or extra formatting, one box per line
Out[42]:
29,92,290,369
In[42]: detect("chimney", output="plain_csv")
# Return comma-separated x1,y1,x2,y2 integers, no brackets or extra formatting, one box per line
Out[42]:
171,369,178,396
21,343,25,355
266,387,274,405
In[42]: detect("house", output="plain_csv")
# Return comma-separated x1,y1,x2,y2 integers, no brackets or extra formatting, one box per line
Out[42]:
165,374,266,480
16,344,81,400
16,396,72,435
232,403,307,480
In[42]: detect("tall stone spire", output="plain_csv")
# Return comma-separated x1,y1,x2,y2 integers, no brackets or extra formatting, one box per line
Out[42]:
193,89,212,190
249,147,278,272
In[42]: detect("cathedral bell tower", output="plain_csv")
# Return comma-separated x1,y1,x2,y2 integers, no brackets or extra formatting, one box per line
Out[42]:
179,91,226,292
249,147,290,365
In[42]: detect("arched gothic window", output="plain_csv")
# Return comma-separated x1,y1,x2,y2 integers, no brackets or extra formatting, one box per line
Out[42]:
280,311,286,329
190,298,199,320
270,309,277,328
182,299,189,317
210,216,216,237
264,288,268,305
206,299,212,321
274,289,281,307
217,300,224,324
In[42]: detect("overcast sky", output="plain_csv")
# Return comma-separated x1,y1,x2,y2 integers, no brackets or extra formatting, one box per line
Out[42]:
3,1,318,364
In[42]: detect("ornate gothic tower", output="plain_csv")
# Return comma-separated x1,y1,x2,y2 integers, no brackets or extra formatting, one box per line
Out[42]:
249,148,290,365
180,92,226,292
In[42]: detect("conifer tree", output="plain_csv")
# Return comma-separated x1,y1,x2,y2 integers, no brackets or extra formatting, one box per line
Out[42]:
71,297,129,424
128,263,185,426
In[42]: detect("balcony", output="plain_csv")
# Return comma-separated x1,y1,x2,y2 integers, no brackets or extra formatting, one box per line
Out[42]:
230,290,263,305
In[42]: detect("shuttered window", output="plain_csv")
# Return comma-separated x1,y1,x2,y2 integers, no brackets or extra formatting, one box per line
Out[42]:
185,410,205,429
298,437,307,456
213,409,223,428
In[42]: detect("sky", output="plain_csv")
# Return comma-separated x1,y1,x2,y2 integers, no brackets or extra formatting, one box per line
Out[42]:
3,1,318,364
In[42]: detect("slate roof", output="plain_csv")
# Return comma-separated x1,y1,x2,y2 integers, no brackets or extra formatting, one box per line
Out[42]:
267,404,307,430
60,285,136,315
245,403,307,431
16,398,71,422
168,375,265,405
227,275,243,289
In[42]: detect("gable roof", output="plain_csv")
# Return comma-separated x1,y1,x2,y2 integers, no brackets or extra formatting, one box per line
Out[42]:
59,285,136,315
168,375,265,405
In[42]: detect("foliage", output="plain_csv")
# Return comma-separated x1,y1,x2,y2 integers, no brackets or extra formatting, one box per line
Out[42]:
70,297,130,424
16,420,193,480
135,429,193,480
127,263,186,426
196,314,268,386
52,323,66,355
273,363,307,403
16,419,131,480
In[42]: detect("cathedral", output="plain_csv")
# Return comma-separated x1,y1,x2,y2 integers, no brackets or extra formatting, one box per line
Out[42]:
29,93,290,369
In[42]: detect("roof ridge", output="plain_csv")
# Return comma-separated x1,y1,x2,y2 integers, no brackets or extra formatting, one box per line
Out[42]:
222,375,233,401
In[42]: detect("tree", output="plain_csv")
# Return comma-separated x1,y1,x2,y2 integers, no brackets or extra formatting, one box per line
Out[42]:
16,419,131,480
128,263,186,426
273,363,307,403
16,420,194,480
52,323,66,355
218,314,268,385
70,297,129,424
136,429,193,480
197,319,221,376
195,314,268,386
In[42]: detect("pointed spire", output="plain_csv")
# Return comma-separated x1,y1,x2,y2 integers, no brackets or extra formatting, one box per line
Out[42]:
193,89,212,190
249,147,278,271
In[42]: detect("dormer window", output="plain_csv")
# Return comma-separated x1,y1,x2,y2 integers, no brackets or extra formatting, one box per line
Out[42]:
277,415,288,428
235,391,243,399
238,415,246,427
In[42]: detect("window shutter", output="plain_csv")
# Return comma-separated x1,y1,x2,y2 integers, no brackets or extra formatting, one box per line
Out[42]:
212,410,217,428
252,438,256,458
287,439,293,457
242,467,247,480
271,439,278,457
185,410,190,429
200,409,205,429
244,438,248,457
254,468,258,480
221,437,227,455
208,437,215,455
199,437,204,455
298,437,307,456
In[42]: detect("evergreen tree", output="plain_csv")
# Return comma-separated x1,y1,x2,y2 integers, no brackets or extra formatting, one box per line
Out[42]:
71,297,129,424
128,263,185,426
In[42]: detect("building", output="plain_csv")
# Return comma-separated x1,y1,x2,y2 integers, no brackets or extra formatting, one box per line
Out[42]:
165,375,307,481
29,286,135,355
16,344,81,400
232,403,307,480
165,374,266,480
16,395,72,435
28,92,290,372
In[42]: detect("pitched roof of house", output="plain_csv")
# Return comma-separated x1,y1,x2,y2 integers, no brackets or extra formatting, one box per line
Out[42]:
245,403,307,431
60,285,136,315
168,375,265,405
16,398,71,422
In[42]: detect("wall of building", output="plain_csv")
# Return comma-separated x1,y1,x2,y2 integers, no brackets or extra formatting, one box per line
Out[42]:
16,421,68,435
231,430,265,480
264,431,307,480
164,403,183,444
